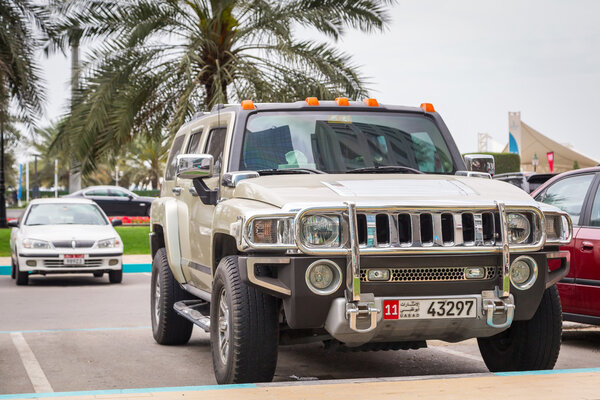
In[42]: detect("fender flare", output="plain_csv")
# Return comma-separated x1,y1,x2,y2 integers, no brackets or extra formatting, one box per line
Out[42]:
151,198,186,283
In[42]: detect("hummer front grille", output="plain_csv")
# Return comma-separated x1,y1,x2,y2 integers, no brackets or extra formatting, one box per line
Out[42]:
356,211,502,249
360,266,500,282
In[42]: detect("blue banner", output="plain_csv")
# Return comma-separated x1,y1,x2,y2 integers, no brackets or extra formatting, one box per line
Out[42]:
17,164,22,200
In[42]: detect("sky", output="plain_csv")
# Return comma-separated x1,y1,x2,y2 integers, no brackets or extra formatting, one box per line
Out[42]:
35,0,600,162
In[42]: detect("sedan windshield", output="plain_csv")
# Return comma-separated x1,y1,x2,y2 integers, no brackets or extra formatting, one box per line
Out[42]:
25,204,108,226
240,111,454,174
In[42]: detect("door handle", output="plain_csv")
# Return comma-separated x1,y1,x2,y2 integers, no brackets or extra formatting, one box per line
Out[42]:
188,187,198,197
581,241,594,251
172,187,183,196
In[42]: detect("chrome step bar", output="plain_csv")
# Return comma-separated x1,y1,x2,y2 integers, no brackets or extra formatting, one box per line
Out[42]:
173,300,210,332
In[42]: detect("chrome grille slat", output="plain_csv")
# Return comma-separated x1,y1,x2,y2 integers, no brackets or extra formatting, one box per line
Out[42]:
52,240,96,248
360,266,500,282
43,259,103,268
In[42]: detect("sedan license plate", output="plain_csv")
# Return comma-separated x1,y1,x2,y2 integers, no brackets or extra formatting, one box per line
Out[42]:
64,255,85,265
383,298,476,320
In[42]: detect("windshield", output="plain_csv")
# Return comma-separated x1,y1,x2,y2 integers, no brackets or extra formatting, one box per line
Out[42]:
25,203,108,226
240,111,454,174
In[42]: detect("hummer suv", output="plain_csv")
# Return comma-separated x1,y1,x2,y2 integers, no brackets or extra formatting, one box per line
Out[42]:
149,98,572,384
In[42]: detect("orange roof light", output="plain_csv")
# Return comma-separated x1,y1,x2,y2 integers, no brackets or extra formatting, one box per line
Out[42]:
241,100,255,110
420,103,435,112
305,97,320,106
363,98,379,107
335,97,350,106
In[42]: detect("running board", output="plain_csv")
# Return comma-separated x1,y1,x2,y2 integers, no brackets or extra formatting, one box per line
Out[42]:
173,300,210,332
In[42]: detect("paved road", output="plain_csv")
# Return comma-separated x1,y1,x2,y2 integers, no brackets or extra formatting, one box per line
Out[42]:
1,273,599,395
6,208,24,219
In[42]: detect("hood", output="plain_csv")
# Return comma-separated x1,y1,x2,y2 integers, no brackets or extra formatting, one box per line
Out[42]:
233,174,539,210
20,224,119,242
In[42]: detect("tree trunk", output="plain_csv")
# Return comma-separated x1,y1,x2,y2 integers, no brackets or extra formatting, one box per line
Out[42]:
69,33,82,193
0,106,7,228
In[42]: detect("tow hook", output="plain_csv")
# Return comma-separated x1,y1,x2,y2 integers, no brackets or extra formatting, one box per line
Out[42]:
346,294,380,333
482,296,515,329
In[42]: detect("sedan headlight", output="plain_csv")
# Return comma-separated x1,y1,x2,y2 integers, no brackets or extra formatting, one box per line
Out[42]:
22,238,51,249
544,213,572,244
300,215,340,247
97,238,121,248
506,213,531,244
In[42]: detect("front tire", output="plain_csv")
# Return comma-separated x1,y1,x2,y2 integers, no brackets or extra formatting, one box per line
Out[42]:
478,285,562,372
108,269,123,283
15,261,29,286
11,258,16,279
210,256,279,384
151,248,193,345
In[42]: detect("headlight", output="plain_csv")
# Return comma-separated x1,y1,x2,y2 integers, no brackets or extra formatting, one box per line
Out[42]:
545,214,571,244
97,238,121,248
249,218,294,245
22,238,50,249
506,213,531,244
301,215,340,247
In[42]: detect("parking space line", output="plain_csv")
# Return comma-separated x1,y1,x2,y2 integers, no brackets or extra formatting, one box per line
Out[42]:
429,345,484,363
1,326,151,334
10,332,54,393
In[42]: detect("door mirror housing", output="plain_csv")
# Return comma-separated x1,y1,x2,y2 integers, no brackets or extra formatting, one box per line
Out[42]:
176,154,214,180
8,220,18,228
111,219,123,227
463,154,495,176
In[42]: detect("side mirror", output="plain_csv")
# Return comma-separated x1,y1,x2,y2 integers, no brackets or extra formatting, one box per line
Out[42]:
176,154,214,180
127,194,134,200
464,154,495,176
8,220,18,228
111,219,123,227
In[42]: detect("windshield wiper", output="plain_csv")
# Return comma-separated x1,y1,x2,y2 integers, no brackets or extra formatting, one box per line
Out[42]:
346,165,425,174
256,168,325,176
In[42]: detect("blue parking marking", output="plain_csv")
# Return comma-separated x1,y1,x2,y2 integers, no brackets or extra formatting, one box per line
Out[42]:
0,384,257,399
495,367,600,376
0,263,152,276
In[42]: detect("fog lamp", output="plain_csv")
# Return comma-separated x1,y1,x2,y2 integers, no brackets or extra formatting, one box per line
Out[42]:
510,256,538,290
305,260,342,295
367,269,390,281
26,260,37,267
465,267,485,279
109,259,119,266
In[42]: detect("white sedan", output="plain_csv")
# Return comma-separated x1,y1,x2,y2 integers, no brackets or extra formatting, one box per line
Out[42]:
9,198,124,285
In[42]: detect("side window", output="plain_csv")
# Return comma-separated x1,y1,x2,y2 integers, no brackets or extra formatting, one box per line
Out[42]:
165,135,186,180
186,130,203,154
109,189,130,197
85,189,109,196
536,174,595,225
589,182,600,227
205,127,227,174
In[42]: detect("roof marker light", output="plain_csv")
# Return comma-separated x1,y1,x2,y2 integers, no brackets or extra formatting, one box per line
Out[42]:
363,98,379,107
335,97,350,106
305,97,320,106
420,103,435,112
241,100,255,110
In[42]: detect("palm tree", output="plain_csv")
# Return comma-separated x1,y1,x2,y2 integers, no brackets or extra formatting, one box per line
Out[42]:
53,0,394,174
0,0,49,226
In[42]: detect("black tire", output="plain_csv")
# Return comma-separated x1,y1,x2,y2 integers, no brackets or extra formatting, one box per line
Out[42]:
15,260,29,286
93,272,103,278
108,269,123,283
478,285,562,372
210,256,279,384
11,258,16,279
151,248,193,345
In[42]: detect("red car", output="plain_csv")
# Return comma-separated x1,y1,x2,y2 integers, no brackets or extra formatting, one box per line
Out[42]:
531,166,600,324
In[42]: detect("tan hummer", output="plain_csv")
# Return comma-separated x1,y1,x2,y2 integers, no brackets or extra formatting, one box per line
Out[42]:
150,98,572,384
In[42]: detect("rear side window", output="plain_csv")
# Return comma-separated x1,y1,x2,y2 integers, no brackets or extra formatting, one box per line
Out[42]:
165,135,186,180
589,183,600,227
85,188,109,196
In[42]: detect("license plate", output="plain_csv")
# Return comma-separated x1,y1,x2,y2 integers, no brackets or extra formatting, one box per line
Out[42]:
64,255,85,265
383,298,477,320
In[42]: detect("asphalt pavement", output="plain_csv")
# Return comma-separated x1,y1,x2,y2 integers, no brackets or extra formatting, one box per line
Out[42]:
1,273,600,396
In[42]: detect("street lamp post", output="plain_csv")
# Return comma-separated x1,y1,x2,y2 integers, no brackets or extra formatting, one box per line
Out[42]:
532,153,539,172
33,154,40,199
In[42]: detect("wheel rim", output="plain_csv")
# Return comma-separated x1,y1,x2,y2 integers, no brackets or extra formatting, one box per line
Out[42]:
154,275,161,323
218,288,230,364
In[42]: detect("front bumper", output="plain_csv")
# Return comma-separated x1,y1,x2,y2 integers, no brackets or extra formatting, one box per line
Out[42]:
18,251,123,273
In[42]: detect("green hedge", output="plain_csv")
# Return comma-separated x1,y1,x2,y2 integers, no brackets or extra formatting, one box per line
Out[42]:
463,152,521,175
